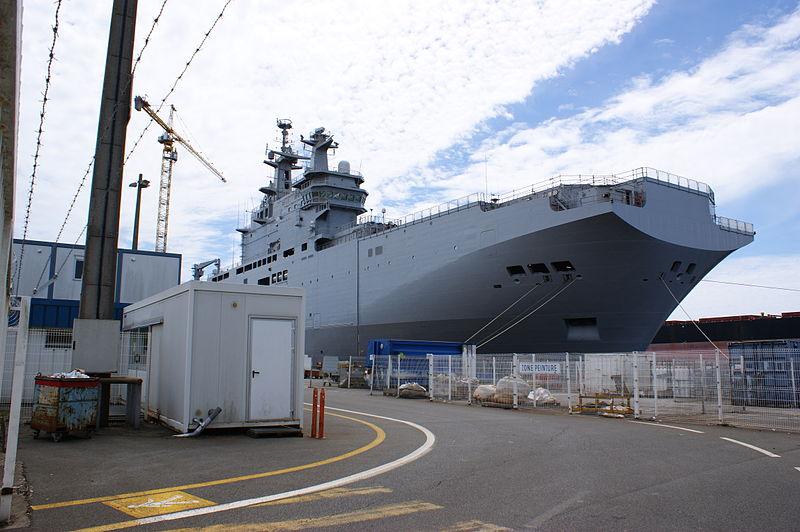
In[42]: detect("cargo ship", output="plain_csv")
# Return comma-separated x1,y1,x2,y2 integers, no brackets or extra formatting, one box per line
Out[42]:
211,120,754,357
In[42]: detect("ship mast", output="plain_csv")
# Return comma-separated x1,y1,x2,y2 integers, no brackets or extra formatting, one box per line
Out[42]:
262,119,307,199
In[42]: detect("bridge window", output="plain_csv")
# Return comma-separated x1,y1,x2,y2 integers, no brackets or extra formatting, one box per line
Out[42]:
258,276,269,286
283,248,295,258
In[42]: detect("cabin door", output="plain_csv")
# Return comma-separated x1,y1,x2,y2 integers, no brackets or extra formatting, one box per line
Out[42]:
248,318,295,420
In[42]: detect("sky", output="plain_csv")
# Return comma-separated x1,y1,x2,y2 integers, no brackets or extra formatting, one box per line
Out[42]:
14,0,800,320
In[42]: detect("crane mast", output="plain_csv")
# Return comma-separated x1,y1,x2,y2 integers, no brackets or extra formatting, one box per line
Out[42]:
133,96,227,253
156,105,177,253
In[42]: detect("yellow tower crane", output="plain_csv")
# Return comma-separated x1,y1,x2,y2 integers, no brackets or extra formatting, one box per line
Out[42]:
133,96,227,253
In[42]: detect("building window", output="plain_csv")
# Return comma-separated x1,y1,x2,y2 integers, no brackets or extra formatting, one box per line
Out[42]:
74,258,84,280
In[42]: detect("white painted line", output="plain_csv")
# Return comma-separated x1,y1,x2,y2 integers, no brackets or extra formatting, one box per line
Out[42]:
627,420,704,434
720,437,780,458
94,405,436,529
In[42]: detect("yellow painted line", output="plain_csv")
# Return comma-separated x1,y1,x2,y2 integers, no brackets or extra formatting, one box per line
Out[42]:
34,411,384,511
167,500,442,531
442,519,512,531
104,491,215,518
252,486,391,507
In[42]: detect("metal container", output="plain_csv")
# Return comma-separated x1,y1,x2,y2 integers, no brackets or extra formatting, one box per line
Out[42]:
122,282,305,433
30,376,100,442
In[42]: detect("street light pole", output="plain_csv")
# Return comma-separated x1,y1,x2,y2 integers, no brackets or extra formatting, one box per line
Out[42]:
129,173,149,250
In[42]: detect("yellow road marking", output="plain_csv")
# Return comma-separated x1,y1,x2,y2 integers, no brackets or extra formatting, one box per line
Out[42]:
253,486,392,507
167,500,442,531
104,491,215,518
442,519,512,531
33,411,384,511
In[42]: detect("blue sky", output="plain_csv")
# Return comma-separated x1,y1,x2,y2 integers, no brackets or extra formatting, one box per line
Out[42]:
15,0,800,318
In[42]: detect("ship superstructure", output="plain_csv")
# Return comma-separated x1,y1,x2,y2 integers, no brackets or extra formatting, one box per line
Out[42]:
212,121,755,358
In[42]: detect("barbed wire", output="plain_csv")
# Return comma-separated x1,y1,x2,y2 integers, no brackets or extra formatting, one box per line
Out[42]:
123,0,234,165
13,0,64,295
31,0,171,293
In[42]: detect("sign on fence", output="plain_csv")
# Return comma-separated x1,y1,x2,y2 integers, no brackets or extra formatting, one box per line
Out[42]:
519,362,561,375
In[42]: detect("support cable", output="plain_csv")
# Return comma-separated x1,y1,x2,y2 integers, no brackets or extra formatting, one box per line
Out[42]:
13,0,63,294
700,279,800,293
31,0,170,293
659,275,722,352
477,278,577,350
123,0,234,165
463,282,544,344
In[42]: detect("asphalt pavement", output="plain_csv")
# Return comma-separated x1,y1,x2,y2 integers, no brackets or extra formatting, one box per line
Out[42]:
20,386,800,530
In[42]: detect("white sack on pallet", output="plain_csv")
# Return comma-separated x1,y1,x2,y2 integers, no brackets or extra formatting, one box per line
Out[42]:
495,376,531,402
398,382,428,399
528,387,558,404
473,384,496,402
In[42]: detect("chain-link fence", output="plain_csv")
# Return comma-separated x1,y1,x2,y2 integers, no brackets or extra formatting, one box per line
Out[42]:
371,346,800,433
0,328,149,423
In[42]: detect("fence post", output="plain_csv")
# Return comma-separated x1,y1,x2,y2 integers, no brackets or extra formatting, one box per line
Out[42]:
633,352,640,419
428,355,434,401
652,352,658,420
467,355,473,406
369,357,376,396
396,355,401,398
699,353,706,414
386,355,392,390
791,358,797,409
311,388,318,439
512,354,519,409
447,355,452,401
492,356,496,385
714,349,724,424
348,355,352,389
565,353,572,413
1,298,30,523
739,354,745,412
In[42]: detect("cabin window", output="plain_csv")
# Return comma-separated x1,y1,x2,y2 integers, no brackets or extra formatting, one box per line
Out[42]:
670,261,682,273
302,243,308,251
528,263,549,274
243,278,248,284
258,276,269,286
236,267,243,275
686,263,696,274
283,269,288,280
267,256,272,264
375,246,383,255
506,265,526,276
223,272,229,279
283,248,294,258
244,263,252,272
368,248,373,257
74,258,84,280
277,272,283,282
551,261,575,272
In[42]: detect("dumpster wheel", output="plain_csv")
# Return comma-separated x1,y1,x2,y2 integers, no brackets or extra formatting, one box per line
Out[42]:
51,432,63,443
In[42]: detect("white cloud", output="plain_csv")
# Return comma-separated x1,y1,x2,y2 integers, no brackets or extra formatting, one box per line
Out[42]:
16,0,654,277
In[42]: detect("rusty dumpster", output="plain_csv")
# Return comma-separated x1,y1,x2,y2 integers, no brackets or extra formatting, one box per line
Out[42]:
30,376,100,442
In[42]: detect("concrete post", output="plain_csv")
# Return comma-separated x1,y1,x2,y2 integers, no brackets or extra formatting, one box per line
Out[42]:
75,0,138,372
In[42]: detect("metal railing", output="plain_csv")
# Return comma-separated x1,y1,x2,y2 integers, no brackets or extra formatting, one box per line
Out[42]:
715,215,755,235
366,347,800,433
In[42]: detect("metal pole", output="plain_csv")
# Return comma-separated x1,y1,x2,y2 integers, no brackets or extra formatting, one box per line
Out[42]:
348,355,352,389
531,354,536,407
699,353,706,415
791,358,797,409
467,354,472,406
130,173,146,250
396,355,400,398
492,356,496,385
369,357,375,396
715,348,724,424
512,354,518,409
428,355,433,401
447,355,452,401
386,355,392,390
633,352,640,419
652,352,658,420
565,353,572,413
1,298,28,522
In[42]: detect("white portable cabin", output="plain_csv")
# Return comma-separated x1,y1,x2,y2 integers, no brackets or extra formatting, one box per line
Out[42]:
122,281,305,433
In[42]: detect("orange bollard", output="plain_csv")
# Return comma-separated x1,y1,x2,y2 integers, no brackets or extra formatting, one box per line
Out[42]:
318,388,326,439
311,388,318,439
